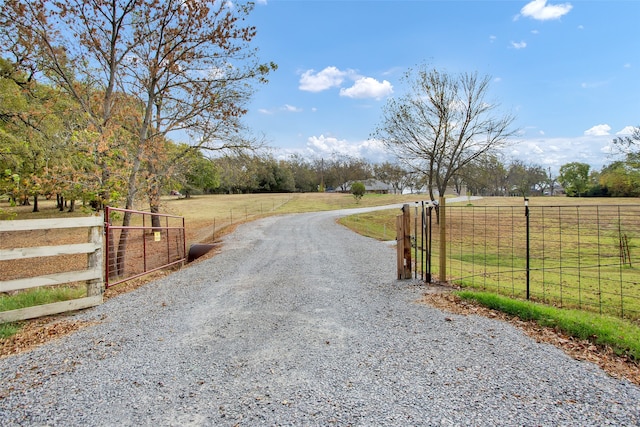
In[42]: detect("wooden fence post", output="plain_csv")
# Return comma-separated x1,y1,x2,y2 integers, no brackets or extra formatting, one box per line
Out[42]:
438,196,446,282
396,204,412,279
87,219,104,297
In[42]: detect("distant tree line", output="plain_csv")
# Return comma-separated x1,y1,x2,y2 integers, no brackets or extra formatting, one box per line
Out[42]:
166,145,640,199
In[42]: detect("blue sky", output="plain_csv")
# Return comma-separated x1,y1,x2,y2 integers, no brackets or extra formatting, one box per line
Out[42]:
244,0,640,173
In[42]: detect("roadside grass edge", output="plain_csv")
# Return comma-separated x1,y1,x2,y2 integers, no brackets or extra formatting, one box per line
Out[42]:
457,290,640,361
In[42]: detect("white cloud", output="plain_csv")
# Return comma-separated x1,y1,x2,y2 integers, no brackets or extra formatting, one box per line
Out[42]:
299,66,351,92
601,144,615,154
519,0,572,21
257,104,302,114
339,77,393,100
616,126,636,135
299,66,393,100
282,104,302,113
298,68,339,92
584,124,611,136
489,35,497,43
511,41,527,49
304,134,389,162
504,134,615,173
306,134,351,155
531,143,544,154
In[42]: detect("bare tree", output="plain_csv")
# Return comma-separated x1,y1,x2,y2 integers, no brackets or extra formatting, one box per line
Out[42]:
374,65,517,281
374,66,518,202
612,126,640,155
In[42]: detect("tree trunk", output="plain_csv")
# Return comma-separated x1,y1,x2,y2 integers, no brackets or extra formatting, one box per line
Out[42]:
148,164,162,230
150,202,161,229
115,211,132,277
115,141,145,276
68,199,75,212
32,194,39,213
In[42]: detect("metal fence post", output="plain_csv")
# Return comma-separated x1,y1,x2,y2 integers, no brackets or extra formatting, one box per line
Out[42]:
525,198,530,300
414,203,418,280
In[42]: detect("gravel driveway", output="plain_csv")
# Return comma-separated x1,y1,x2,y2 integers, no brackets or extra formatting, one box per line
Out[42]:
1,207,639,426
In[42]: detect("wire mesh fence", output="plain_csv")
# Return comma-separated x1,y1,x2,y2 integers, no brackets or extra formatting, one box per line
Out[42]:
427,204,640,322
105,207,186,288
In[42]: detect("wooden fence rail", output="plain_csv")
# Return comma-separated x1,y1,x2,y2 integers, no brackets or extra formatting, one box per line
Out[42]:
0,216,104,323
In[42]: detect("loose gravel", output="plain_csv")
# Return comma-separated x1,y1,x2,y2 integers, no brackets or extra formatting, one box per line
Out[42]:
1,208,639,426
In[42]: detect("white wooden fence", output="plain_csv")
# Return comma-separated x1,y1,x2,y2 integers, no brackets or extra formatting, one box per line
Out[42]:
0,216,104,323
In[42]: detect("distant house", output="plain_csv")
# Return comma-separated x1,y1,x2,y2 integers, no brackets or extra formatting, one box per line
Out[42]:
362,179,393,194
340,179,393,194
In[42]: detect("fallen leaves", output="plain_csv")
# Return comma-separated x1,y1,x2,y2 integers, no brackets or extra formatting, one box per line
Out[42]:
0,318,96,358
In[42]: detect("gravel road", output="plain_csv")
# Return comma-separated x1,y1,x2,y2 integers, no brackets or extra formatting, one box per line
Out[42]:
1,207,639,426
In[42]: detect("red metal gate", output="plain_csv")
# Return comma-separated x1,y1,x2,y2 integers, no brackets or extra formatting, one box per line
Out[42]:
104,207,186,288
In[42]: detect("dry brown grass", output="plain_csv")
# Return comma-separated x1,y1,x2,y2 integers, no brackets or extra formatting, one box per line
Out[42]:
459,195,640,207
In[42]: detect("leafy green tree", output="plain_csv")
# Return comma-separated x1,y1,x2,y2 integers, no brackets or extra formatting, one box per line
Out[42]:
287,154,318,192
181,154,220,197
374,162,410,194
507,160,547,197
323,155,372,191
214,155,259,194
558,162,591,197
265,159,295,193
599,155,640,197
351,181,366,202
0,57,96,211
459,153,507,196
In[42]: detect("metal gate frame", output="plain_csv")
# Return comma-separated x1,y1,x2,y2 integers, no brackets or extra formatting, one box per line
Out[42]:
104,207,186,288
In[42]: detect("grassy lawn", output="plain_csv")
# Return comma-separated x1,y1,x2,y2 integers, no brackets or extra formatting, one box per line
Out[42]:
0,286,86,312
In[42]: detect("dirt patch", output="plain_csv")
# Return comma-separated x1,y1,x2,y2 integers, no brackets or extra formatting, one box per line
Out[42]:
420,290,640,386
